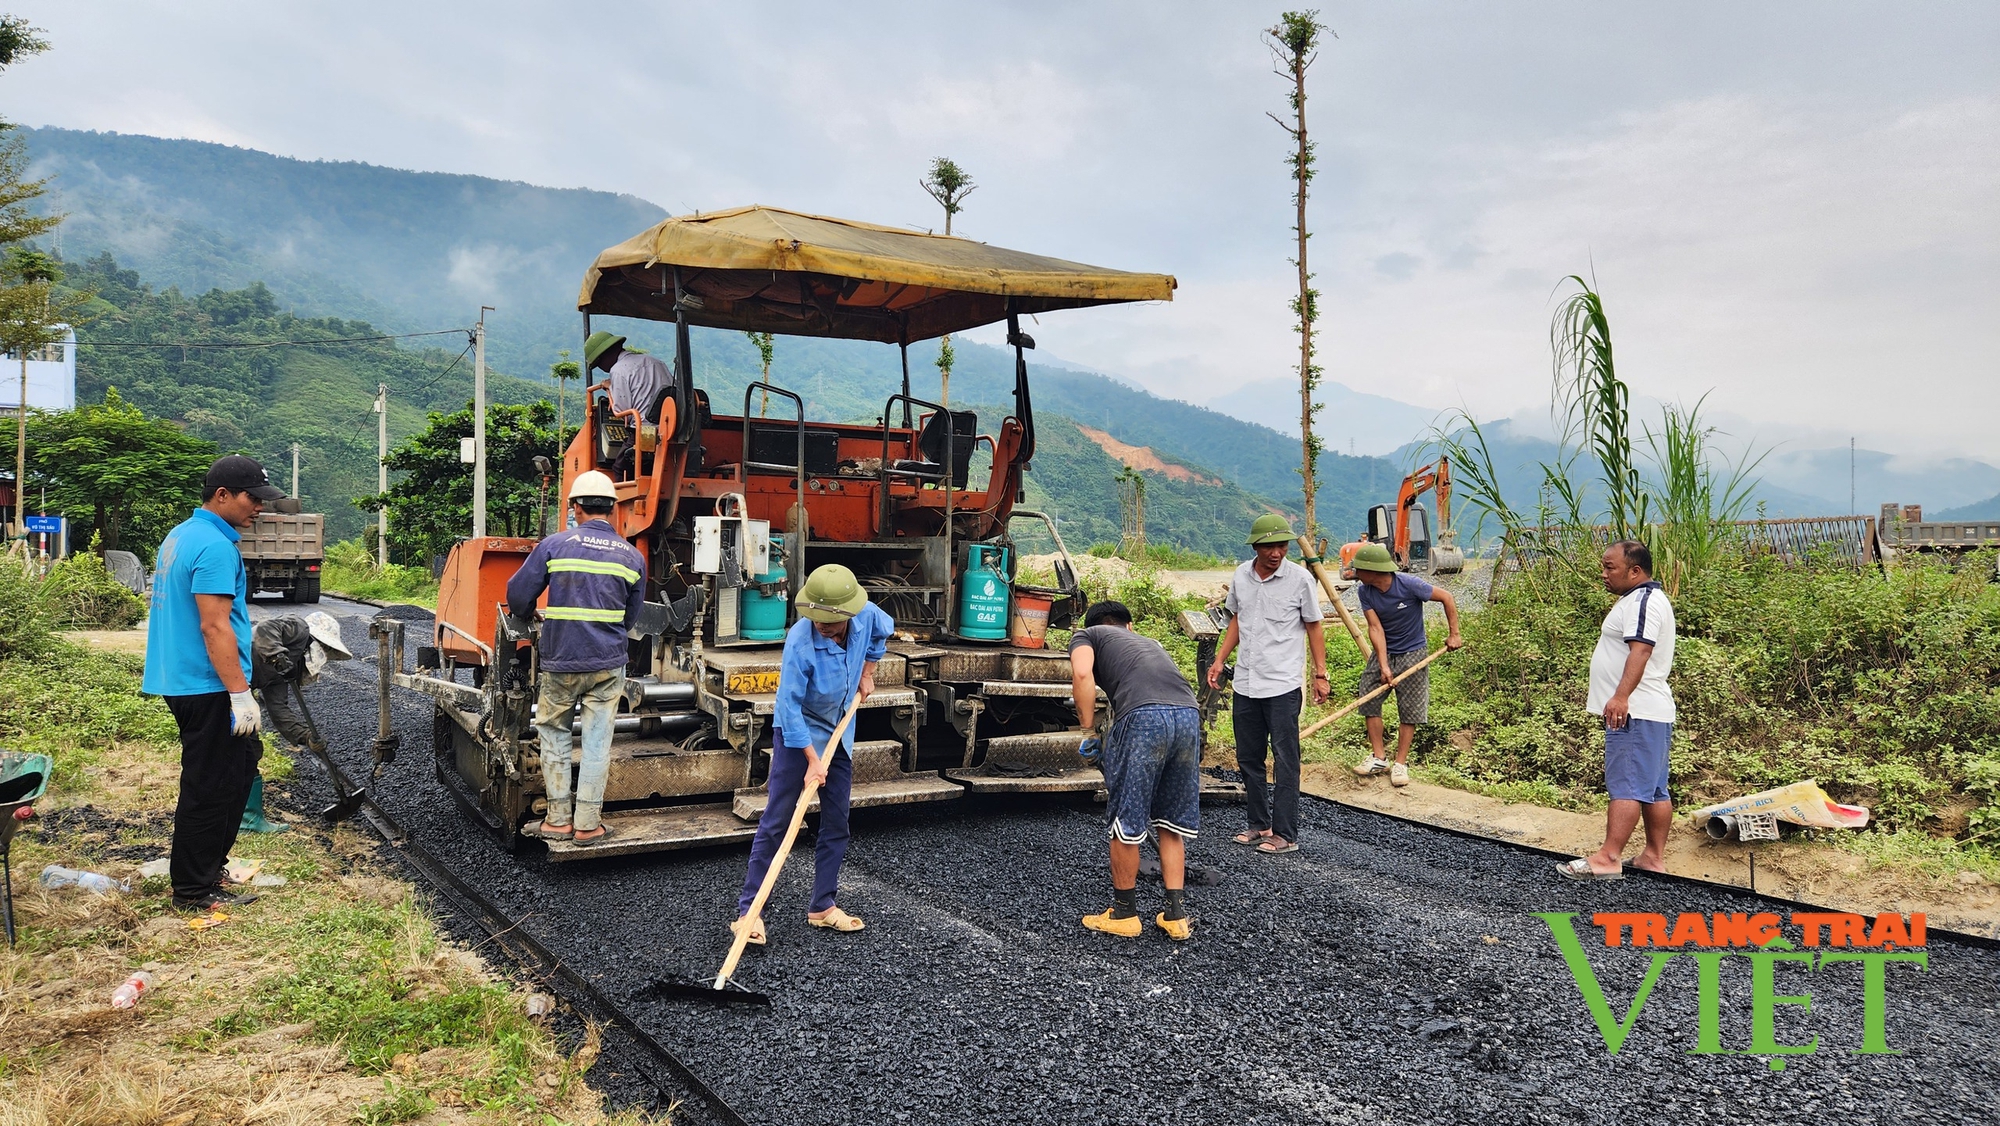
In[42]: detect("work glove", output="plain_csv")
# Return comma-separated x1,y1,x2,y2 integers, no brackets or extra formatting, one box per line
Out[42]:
229,690,263,737
1077,737,1102,762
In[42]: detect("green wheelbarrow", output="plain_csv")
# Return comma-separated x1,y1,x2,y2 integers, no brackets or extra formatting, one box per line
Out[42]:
0,751,52,946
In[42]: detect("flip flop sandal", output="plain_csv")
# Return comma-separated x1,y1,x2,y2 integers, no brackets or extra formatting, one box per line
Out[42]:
808,907,866,932
732,917,767,946
524,820,573,841
1556,858,1625,882
1256,838,1300,855
1232,830,1271,846
569,824,615,847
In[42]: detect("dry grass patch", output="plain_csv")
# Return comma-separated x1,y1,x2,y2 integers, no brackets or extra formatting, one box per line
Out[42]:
0,645,667,1124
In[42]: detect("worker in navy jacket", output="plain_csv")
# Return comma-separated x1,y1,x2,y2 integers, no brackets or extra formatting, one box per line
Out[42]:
506,470,648,846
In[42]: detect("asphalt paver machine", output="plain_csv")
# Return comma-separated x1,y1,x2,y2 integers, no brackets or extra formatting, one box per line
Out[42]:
374,207,1194,858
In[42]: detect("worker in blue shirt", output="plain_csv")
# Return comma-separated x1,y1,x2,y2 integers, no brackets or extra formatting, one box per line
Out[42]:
143,455,285,912
733,564,891,944
505,470,648,847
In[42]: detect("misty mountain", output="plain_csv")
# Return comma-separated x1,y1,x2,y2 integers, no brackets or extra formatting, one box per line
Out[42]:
24,126,664,378
23,126,1403,539
1209,378,1448,459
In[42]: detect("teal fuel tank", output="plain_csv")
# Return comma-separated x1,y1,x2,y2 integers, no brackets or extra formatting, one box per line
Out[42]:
741,533,789,641
958,543,1012,640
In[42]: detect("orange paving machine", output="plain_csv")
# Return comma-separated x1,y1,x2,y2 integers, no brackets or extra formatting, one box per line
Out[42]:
370,207,1239,858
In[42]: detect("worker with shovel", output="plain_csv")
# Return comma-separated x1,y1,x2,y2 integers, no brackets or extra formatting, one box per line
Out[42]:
732,565,892,944
1070,600,1203,940
1349,544,1462,787
243,611,353,832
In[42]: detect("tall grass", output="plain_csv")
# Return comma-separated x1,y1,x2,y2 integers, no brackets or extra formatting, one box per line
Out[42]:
1427,276,1765,597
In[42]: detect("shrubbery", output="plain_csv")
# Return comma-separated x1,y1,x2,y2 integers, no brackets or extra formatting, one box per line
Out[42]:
1418,550,2000,838
0,555,50,660
322,538,438,606
38,545,147,630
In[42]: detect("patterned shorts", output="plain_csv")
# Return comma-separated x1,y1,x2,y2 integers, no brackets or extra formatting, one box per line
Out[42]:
1355,649,1430,725
1101,704,1203,845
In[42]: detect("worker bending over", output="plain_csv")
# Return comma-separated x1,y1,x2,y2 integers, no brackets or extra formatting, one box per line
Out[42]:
243,611,353,832
1349,544,1462,786
734,564,891,943
507,470,649,847
1071,600,1204,940
585,331,675,423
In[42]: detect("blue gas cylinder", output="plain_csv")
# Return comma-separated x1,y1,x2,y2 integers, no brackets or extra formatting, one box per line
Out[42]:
740,534,789,641
959,543,1012,640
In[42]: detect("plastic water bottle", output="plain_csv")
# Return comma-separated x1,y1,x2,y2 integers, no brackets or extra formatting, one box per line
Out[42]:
109,971,155,1010
39,865,129,893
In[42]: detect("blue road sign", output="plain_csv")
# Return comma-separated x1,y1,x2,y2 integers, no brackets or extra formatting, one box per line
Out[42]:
24,515,63,535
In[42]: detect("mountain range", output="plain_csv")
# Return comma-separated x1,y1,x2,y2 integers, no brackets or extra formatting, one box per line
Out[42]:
22,125,1993,552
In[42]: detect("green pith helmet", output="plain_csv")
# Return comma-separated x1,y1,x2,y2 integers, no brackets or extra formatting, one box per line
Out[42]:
583,331,627,368
1351,543,1397,572
1246,513,1296,546
796,563,870,622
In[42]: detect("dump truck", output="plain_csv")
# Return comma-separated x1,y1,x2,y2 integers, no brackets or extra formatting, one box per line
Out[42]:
369,206,1239,858
240,499,324,603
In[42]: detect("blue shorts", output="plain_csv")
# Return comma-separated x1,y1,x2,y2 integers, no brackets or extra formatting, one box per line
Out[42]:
1102,704,1202,844
1604,718,1672,804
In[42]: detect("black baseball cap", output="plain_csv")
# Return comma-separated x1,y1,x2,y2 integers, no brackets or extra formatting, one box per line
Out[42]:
204,455,286,501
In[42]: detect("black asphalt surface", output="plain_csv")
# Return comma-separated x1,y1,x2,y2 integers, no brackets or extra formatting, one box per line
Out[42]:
267,602,1999,1126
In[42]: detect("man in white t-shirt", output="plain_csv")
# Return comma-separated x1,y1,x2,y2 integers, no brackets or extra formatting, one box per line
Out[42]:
1559,540,1677,881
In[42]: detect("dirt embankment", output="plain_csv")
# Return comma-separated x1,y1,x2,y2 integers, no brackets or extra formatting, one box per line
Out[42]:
1075,425,1222,485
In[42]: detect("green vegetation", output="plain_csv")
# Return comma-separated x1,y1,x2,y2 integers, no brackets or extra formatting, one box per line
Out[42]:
322,538,437,607
1371,275,2000,869
25,388,217,558
363,400,560,563
63,253,554,549
0,636,176,791
37,537,147,628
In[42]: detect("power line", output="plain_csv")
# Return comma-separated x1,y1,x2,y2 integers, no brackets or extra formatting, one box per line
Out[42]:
77,327,473,350
408,337,476,400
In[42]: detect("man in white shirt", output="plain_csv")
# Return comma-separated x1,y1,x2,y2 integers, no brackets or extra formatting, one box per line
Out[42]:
1206,514,1329,855
1559,540,1677,881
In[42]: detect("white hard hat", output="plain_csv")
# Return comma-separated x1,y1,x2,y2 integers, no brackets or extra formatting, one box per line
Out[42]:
569,470,618,503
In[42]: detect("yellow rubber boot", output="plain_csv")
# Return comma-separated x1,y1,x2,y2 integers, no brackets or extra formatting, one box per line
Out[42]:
1082,908,1143,938
1155,913,1193,941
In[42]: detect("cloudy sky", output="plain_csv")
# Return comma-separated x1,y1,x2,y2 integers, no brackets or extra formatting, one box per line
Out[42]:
4,2,1996,455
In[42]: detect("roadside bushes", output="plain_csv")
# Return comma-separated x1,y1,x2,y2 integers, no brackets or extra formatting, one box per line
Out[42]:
322,538,438,605
38,546,147,630
1423,549,2000,838
0,555,50,659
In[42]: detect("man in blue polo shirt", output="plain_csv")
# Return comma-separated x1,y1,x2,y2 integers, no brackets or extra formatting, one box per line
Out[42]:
1349,543,1462,787
143,455,284,911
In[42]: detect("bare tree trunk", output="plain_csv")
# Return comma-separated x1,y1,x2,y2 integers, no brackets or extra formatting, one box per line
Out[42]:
1291,59,1317,538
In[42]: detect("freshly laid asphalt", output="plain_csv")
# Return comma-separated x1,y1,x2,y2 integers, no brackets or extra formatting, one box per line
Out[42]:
268,602,1998,1126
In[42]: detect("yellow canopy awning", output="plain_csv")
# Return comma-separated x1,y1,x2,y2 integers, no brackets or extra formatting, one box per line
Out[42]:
578,205,1175,343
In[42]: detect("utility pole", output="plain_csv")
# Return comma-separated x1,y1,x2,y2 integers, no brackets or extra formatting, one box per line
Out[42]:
290,442,301,499
472,307,492,539
13,350,24,538
375,383,389,567
1850,436,1856,516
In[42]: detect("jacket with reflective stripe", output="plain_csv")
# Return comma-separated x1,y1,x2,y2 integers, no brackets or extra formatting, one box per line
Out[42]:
506,519,649,672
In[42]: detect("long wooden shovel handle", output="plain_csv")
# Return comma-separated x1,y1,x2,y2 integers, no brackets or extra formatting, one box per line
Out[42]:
1300,644,1454,739
1297,533,1371,658
713,689,866,991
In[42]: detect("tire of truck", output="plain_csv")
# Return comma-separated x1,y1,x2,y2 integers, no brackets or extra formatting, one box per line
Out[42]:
297,576,322,603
